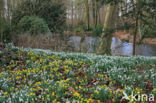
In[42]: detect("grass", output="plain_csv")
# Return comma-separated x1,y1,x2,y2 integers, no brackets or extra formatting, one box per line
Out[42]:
0,45,156,103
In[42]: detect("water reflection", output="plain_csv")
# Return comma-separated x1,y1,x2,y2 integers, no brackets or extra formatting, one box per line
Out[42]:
68,36,156,56
111,37,133,55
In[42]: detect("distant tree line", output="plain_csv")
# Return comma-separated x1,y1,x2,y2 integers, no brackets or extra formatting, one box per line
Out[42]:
0,0,66,42
0,0,155,55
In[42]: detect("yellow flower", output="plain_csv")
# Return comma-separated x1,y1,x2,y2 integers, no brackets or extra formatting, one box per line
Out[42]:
135,88,141,93
10,87,14,91
52,92,55,96
45,88,49,91
50,74,54,78
30,88,37,91
54,99,57,102
37,87,41,90
0,72,3,77
16,76,22,80
129,99,134,103
129,95,132,98
49,62,53,65
112,98,115,102
110,89,112,93
86,98,93,103
88,98,93,102
29,92,35,96
80,98,84,102
40,58,43,62
35,82,41,86
4,92,8,95
152,88,156,92
98,74,104,77
120,89,124,93
53,67,59,71
94,90,99,94
103,84,107,87
47,94,50,98
65,69,70,73
63,65,68,68
73,92,81,98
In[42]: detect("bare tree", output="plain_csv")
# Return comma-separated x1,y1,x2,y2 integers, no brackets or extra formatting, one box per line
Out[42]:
97,4,118,55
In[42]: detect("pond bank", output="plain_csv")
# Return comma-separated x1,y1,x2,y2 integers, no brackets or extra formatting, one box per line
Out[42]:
114,31,156,45
64,30,156,45
69,36,156,56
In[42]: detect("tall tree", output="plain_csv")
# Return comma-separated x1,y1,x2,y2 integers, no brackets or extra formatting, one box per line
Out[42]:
132,0,139,55
12,0,66,32
121,0,156,55
0,0,4,42
70,0,74,27
84,0,90,30
92,0,105,28
92,0,98,27
97,3,118,55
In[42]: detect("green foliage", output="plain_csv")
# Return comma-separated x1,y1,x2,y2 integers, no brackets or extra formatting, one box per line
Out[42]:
140,24,156,38
65,25,73,32
106,0,123,4
74,25,94,33
17,16,50,35
121,0,156,38
0,46,155,102
75,26,83,32
78,21,85,27
77,21,87,31
92,24,103,37
0,16,11,43
12,0,66,33
76,21,93,32
85,25,94,31
138,0,156,38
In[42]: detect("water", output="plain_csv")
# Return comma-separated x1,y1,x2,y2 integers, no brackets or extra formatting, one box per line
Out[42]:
111,37,156,56
68,36,156,56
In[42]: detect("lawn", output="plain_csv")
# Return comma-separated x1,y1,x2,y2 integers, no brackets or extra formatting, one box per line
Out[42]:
0,45,156,103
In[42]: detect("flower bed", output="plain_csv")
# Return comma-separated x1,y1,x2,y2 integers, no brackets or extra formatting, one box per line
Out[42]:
0,46,156,103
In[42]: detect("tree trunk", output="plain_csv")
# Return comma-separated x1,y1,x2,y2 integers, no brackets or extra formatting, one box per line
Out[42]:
92,0,98,28
85,0,90,30
132,0,139,56
97,4,118,55
0,0,4,42
133,12,139,55
71,1,74,27
95,5,98,28
92,0,96,27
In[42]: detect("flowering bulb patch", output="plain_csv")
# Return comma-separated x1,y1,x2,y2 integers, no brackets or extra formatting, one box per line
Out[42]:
0,47,155,102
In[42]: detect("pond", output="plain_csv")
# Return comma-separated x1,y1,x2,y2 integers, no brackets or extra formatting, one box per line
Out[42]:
68,36,156,56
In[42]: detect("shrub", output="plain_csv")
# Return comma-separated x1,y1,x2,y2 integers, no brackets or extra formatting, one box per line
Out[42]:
92,24,103,37
75,26,83,32
82,25,94,32
12,0,66,33
82,25,89,32
141,24,156,38
17,16,50,35
65,25,74,32
0,16,11,43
